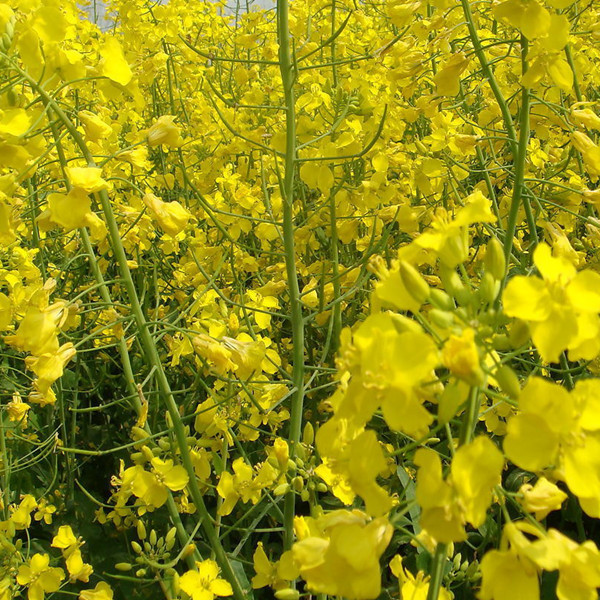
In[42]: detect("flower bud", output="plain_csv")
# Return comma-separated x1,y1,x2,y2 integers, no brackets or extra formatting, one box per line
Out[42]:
275,589,300,600
302,422,315,446
136,520,147,540
399,260,430,306
485,237,506,280
494,365,521,400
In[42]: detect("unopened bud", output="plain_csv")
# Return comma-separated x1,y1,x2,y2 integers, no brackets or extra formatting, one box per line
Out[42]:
115,563,132,571
131,541,143,554
136,520,147,540
494,365,521,400
485,238,506,280
399,261,430,306
302,422,314,446
275,589,300,600
429,288,454,311
479,272,500,304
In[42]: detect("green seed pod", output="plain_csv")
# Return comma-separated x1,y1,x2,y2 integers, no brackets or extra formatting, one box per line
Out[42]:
485,237,506,280
115,563,133,571
494,365,521,400
136,520,147,540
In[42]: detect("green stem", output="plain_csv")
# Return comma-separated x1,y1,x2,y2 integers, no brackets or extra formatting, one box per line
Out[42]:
426,542,448,600
277,0,305,552
502,36,532,277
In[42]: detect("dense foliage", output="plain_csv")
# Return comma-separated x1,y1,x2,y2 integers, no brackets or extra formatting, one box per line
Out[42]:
1,0,600,599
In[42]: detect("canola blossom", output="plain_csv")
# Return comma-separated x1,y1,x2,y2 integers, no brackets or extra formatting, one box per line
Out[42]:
1,0,600,599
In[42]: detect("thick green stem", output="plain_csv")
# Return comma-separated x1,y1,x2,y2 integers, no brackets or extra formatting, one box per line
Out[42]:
277,0,305,552
426,542,448,600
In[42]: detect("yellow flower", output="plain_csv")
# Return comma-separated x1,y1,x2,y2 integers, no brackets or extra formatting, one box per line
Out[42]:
16,553,65,600
47,189,93,231
10,495,37,530
180,560,233,600
100,37,133,86
292,510,392,599
216,458,277,516
518,477,567,520
143,192,190,236
65,167,110,194
78,111,113,142
503,243,600,362
415,437,503,543
251,543,298,591
79,582,114,600
504,377,600,516
125,458,189,511
441,328,484,386
146,115,182,148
